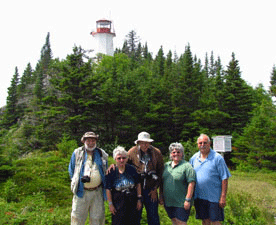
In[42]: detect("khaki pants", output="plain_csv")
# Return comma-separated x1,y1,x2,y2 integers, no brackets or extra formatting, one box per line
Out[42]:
71,187,105,225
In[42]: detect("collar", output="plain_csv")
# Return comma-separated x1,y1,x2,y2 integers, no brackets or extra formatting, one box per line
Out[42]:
137,146,153,163
197,148,215,161
171,159,184,168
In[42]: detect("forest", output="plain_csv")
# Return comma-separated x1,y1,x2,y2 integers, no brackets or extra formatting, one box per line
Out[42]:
1,31,276,171
1,31,276,224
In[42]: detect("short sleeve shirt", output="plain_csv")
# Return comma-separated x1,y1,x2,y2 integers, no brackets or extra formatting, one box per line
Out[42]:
189,149,231,203
105,164,140,191
162,160,196,207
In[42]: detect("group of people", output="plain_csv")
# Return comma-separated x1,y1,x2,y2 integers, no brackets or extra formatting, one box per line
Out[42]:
68,131,231,225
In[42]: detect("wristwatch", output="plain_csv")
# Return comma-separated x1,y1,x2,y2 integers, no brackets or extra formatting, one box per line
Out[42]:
137,195,143,202
185,198,191,202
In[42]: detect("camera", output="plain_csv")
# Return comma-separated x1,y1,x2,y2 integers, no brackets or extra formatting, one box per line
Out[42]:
81,176,90,183
141,171,158,180
147,171,158,180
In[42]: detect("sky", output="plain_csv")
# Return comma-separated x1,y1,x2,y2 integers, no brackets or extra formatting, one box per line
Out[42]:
1,0,276,107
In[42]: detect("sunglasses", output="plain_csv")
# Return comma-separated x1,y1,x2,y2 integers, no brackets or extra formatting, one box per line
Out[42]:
198,142,208,145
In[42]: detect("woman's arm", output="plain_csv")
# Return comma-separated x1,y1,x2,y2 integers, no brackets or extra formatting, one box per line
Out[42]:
136,183,142,210
184,181,195,210
106,189,116,215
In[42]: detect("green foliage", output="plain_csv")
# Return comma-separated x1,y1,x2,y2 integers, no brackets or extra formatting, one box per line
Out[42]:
224,192,268,225
233,98,276,171
2,30,276,175
269,65,276,97
223,53,255,134
181,139,198,161
56,134,78,158
1,152,71,206
2,67,20,128
0,192,71,225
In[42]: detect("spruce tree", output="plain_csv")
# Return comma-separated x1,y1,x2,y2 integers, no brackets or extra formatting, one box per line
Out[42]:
171,45,203,140
33,32,53,100
233,98,276,170
125,30,140,56
2,67,20,127
269,65,276,97
17,63,33,118
154,46,165,77
223,53,254,134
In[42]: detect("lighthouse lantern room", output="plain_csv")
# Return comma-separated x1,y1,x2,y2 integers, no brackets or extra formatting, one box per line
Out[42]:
91,19,116,56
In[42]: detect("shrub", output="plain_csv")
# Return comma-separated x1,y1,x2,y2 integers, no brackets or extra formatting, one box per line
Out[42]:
56,134,78,158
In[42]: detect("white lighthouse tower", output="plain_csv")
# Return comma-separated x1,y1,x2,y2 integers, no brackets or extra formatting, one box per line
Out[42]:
91,19,116,56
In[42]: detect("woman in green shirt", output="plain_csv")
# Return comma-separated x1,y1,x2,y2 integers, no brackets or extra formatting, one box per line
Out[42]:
161,143,196,225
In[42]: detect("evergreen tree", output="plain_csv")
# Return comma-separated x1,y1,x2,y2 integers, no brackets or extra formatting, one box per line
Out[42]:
209,51,216,78
2,67,20,127
17,63,33,118
125,30,140,56
17,63,33,94
121,40,129,56
269,65,276,97
46,46,93,139
233,98,276,170
33,32,53,100
171,45,203,140
203,53,209,78
142,42,152,61
154,46,165,77
223,53,254,134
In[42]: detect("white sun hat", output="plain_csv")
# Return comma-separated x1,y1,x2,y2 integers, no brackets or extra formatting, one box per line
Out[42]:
134,131,154,144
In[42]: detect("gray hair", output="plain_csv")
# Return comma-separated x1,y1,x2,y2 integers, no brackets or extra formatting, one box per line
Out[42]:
113,146,128,160
197,134,211,143
169,142,184,160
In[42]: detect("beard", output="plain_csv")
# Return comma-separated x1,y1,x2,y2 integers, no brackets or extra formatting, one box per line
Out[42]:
85,143,96,151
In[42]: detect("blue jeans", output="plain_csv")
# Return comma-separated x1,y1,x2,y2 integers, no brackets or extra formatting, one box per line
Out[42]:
138,188,160,225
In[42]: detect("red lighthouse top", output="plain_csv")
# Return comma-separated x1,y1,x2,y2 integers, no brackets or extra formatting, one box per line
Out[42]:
91,19,116,37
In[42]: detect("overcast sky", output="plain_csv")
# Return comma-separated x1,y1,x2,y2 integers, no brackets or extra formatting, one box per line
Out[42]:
1,0,275,107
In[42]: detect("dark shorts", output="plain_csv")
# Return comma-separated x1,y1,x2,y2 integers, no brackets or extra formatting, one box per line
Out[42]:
164,205,190,222
194,198,224,222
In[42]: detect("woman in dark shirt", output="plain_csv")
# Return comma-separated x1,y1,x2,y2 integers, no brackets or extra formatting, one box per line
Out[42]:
105,146,142,225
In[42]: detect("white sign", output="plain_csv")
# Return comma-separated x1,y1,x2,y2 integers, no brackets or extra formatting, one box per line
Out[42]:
212,136,232,152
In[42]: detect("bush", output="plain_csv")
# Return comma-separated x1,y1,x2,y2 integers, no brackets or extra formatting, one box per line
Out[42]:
56,134,78,158
181,139,198,161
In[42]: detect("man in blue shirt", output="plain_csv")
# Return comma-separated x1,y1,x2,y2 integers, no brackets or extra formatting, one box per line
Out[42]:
68,132,108,225
190,134,231,225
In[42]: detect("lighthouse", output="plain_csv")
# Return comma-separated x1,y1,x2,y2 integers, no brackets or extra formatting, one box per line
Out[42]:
91,19,116,56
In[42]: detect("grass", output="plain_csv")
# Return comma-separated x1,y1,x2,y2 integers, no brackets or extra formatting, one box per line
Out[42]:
228,171,276,222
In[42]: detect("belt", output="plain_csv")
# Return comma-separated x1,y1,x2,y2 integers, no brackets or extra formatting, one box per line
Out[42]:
84,184,101,191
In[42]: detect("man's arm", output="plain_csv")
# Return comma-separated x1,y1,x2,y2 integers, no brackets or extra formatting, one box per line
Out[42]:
219,179,228,208
68,152,76,179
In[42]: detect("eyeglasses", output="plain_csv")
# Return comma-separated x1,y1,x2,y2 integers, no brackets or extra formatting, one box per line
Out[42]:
171,151,181,154
117,157,127,160
198,142,208,145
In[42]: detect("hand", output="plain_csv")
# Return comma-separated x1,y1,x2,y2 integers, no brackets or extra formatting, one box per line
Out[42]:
184,201,191,210
219,196,226,208
137,200,142,211
106,164,115,174
109,204,117,215
149,189,158,202
159,195,164,205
